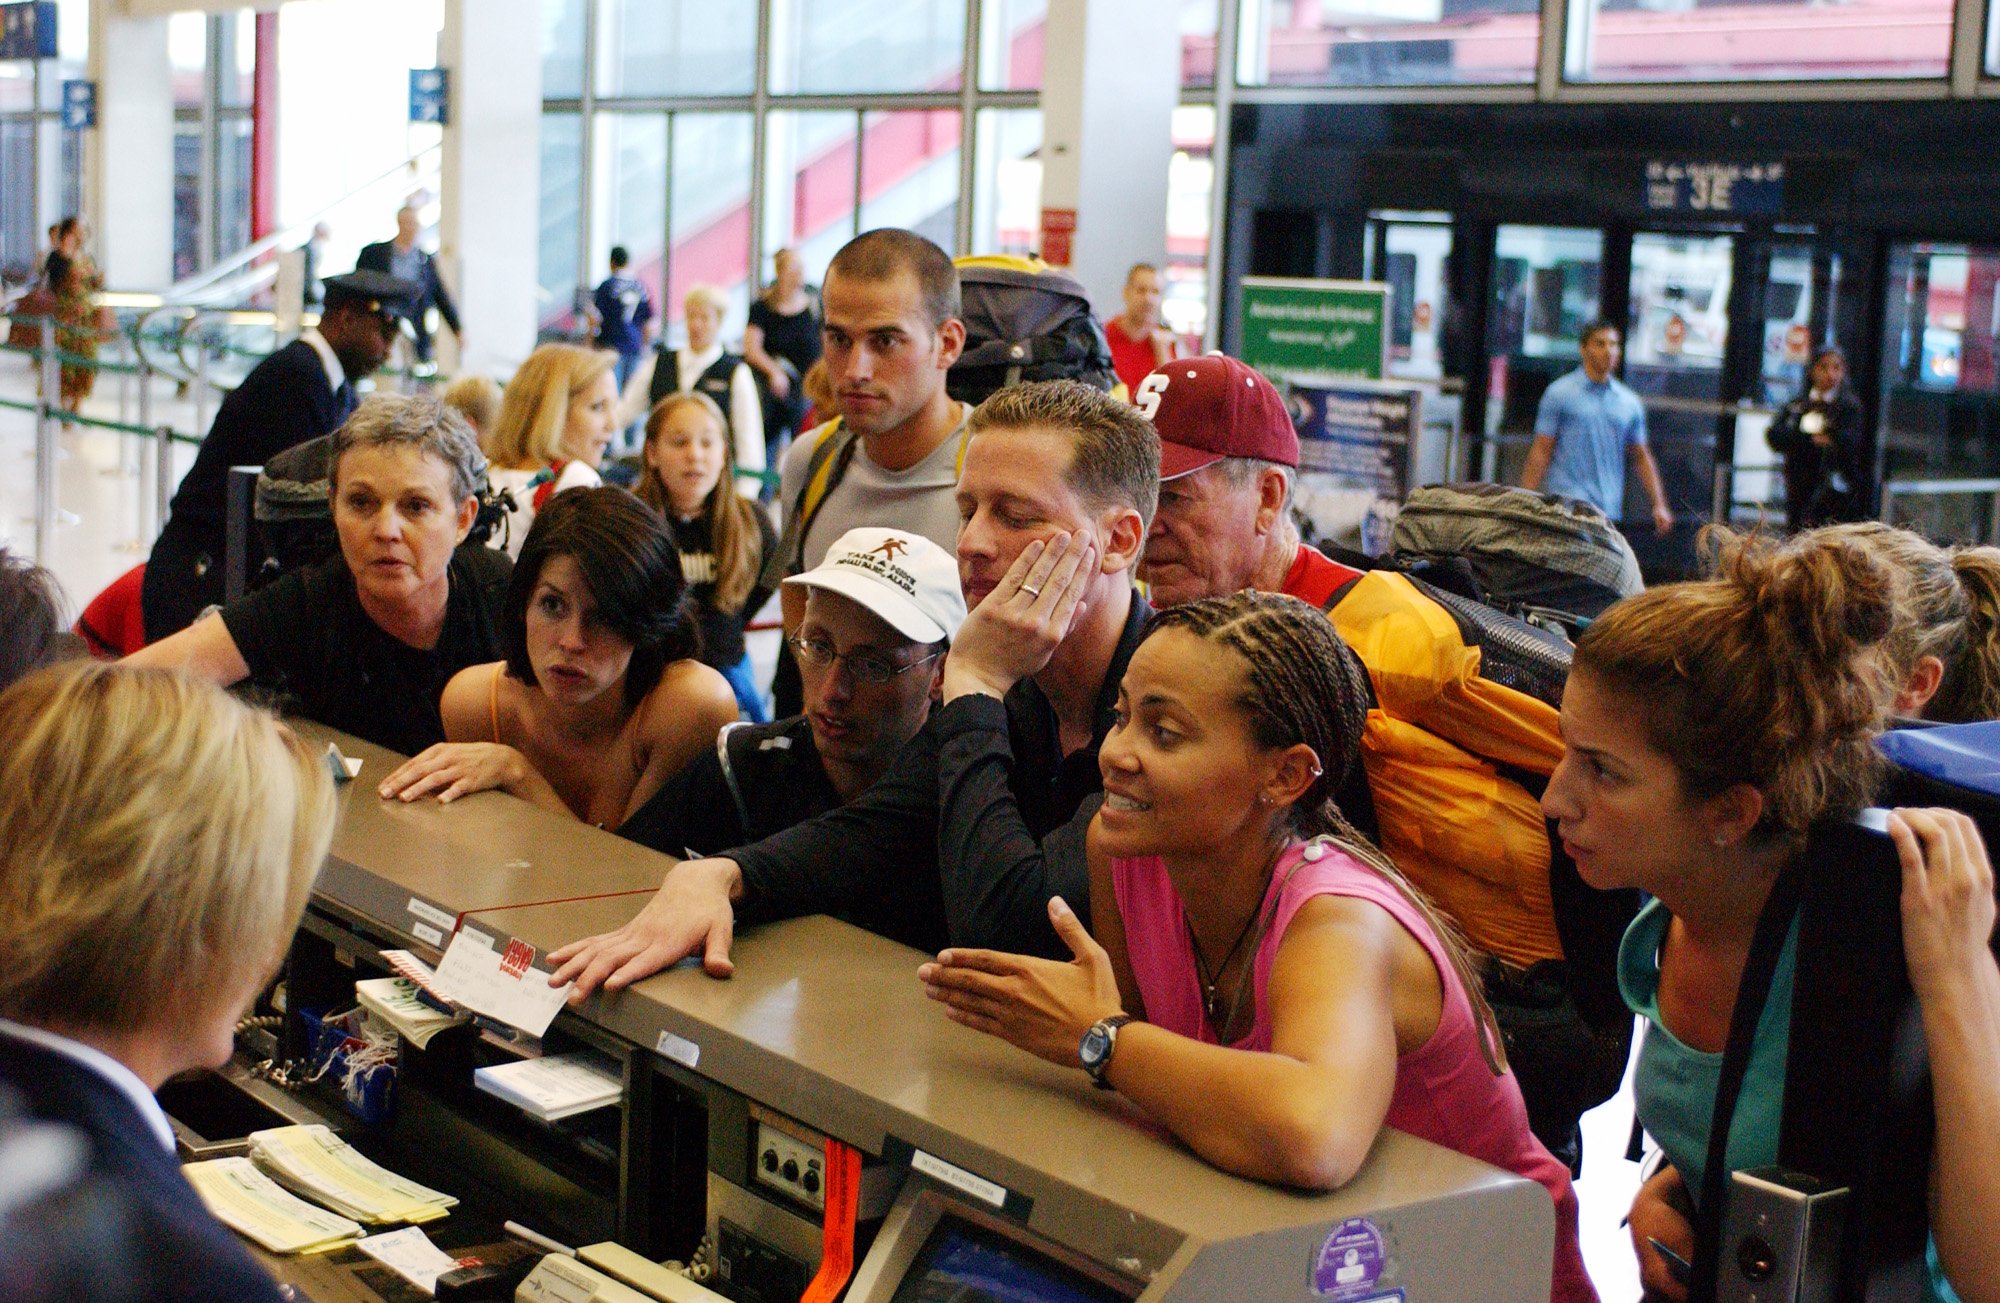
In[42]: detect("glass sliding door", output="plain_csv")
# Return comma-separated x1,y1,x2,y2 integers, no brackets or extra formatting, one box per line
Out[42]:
1482,224,1604,483
1624,230,1734,534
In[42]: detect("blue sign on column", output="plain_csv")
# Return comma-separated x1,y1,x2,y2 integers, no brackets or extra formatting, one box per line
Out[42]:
60,79,93,129
0,2,57,60
409,68,449,125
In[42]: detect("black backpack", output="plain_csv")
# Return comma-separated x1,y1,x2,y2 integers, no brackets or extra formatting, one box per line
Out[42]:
947,255,1117,406
1389,481,1644,632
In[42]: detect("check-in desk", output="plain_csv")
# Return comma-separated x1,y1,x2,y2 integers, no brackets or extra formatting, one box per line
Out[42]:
285,725,1556,1302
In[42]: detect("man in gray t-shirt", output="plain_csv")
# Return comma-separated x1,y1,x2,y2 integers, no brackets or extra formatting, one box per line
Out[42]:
766,229,969,630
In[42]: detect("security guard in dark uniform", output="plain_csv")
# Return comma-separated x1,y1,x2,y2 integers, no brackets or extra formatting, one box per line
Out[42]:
141,270,421,642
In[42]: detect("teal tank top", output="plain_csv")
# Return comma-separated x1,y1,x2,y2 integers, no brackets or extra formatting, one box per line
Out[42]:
1619,899,1959,1302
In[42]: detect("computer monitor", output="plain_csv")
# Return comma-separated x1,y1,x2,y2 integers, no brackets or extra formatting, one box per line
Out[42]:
848,1183,1139,1303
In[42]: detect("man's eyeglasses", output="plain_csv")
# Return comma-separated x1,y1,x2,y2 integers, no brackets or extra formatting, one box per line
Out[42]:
788,634,942,686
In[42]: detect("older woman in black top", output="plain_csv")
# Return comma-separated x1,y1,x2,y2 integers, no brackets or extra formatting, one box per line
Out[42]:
129,393,511,756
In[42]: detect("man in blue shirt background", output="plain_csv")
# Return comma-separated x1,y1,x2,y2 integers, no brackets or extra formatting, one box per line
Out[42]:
1522,320,1675,536
592,245,656,444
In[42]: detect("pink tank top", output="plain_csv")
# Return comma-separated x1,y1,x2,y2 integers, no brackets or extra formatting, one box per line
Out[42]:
1113,839,1597,1303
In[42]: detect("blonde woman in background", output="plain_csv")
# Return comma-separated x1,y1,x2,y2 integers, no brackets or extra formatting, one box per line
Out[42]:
485,344,619,557
0,663,336,1303
440,372,503,445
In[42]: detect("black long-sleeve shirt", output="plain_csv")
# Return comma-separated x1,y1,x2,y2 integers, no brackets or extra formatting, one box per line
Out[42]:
725,594,1150,957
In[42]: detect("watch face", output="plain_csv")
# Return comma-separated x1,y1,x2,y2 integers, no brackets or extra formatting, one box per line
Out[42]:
1080,1026,1110,1067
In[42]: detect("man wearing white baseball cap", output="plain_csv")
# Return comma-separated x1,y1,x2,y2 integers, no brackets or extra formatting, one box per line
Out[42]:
620,527,966,858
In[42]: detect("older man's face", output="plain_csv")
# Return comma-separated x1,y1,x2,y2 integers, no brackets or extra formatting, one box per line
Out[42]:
1139,462,1268,607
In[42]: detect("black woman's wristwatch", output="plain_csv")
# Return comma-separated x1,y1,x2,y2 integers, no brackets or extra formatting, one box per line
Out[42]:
1079,1014,1134,1089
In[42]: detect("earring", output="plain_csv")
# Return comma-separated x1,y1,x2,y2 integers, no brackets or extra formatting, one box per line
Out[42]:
1712,833,1729,848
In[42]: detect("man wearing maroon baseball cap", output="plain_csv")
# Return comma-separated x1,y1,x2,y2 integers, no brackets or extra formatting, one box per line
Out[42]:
1130,354,1360,608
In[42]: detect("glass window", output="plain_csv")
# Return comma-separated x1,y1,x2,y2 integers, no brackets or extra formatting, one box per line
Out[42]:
596,0,756,98
219,11,257,109
979,0,1045,92
541,0,587,99
589,113,666,335
1238,0,1537,87
1181,0,1219,89
768,0,964,95
858,109,961,252
763,110,860,284
0,121,32,273
538,111,583,333
1164,105,1216,340
215,116,255,262
666,112,754,339
1363,211,1453,381
1990,0,2000,76
982,0,1217,91
1880,242,2000,538
1570,0,1952,83
169,12,208,111
173,119,202,281
972,108,1041,259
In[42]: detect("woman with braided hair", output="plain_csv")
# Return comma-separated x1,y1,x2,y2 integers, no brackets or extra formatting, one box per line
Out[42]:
920,590,1595,1303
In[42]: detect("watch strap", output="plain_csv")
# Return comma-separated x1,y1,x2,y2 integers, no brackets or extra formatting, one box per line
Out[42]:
1082,1013,1135,1089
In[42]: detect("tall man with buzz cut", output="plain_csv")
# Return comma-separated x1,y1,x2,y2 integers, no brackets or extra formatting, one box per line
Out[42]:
763,228,970,716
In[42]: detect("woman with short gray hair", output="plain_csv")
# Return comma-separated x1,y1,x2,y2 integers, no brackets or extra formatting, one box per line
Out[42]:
129,393,515,755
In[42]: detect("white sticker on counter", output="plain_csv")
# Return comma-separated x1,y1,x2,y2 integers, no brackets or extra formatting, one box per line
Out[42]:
411,923,443,947
407,898,455,931
654,1031,700,1069
911,1148,1007,1208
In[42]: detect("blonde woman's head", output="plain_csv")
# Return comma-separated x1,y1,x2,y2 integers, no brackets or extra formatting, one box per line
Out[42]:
487,344,618,470
683,285,727,352
0,664,336,1064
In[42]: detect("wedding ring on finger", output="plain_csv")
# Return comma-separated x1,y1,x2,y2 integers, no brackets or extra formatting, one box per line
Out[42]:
1020,584,1042,598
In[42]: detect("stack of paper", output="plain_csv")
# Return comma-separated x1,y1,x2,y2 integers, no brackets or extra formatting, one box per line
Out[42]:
184,1156,364,1254
473,1052,624,1122
355,976,467,1048
247,1124,457,1224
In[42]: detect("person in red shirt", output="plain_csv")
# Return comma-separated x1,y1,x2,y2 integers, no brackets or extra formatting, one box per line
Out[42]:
1104,263,1186,394
1132,353,1358,609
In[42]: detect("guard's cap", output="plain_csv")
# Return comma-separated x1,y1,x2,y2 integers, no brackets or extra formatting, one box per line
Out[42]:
322,270,423,322
1137,354,1299,481
783,527,968,645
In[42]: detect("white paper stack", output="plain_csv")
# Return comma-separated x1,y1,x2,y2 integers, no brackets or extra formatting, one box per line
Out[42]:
355,976,467,1048
473,1052,623,1122
184,1156,364,1254
247,1124,457,1224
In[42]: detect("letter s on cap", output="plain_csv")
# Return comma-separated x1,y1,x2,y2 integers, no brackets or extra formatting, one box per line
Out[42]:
1133,372,1169,422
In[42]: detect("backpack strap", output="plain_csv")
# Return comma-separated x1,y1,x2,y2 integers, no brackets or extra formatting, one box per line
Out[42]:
1689,858,1809,1302
772,418,855,576
713,722,755,839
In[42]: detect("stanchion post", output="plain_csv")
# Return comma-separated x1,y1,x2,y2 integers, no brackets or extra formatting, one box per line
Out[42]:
155,426,174,546
34,320,59,563
194,340,211,438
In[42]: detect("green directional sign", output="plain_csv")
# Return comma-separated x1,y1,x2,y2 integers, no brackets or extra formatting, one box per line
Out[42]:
1237,277,1390,383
